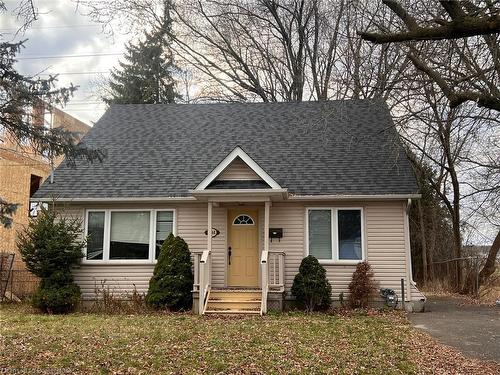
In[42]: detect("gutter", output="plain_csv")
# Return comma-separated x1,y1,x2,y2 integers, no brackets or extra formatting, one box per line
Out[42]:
32,192,420,203
30,196,198,203
288,194,421,201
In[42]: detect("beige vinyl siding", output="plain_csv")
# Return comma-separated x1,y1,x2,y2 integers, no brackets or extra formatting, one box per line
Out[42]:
59,200,418,301
176,204,226,287
216,157,261,180
60,203,227,299
268,201,413,301
73,265,153,299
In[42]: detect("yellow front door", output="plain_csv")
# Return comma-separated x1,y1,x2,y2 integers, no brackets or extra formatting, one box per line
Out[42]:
227,209,259,287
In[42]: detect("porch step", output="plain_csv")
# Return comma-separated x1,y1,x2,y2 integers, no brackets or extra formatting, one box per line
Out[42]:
204,288,262,315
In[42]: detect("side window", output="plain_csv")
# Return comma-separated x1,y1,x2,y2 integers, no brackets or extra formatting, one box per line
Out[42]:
155,211,174,258
87,212,105,260
337,209,362,261
308,209,332,260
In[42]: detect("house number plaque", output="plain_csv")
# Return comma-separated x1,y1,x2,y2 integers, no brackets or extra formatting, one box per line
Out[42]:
204,228,220,238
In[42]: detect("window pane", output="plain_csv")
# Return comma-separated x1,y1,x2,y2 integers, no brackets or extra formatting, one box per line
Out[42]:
156,211,173,258
308,210,332,259
87,212,104,260
338,210,362,260
110,211,150,259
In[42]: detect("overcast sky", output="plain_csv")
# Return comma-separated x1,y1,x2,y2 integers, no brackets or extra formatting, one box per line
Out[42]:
2,0,129,125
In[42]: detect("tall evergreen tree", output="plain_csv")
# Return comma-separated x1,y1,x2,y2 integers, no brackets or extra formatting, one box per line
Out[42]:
104,21,179,104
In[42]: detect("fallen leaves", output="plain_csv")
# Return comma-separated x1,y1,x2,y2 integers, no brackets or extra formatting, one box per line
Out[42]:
0,304,498,374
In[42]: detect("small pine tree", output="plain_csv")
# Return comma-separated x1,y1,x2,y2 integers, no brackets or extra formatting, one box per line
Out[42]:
17,207,84,313
348,261,377,309
145,234,193,310
104,16,180,105
291,255,332,312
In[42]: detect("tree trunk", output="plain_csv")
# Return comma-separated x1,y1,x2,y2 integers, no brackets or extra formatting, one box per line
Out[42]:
428,205,436,281
417,200,428,283
478,230,500,286
451,211,462,290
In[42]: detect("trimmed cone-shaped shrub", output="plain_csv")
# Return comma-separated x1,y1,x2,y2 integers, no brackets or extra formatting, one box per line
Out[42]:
348,261,377,308
146,234,194,310
17,207,84,314
291,255,332,312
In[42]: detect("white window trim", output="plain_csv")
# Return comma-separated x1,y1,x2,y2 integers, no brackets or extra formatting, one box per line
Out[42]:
83,208,177,265
305,207,365,265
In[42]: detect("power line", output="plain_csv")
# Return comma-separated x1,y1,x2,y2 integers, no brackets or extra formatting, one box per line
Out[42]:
17,53,123,60
0,24,102,32
36,71,111,76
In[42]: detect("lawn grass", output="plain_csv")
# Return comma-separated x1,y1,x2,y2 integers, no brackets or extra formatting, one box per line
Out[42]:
0,304,417,374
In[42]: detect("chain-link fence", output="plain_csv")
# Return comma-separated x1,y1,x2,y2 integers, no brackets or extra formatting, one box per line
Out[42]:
2,269,39,301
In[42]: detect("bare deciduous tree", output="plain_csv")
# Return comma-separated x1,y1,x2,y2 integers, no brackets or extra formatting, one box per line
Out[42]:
397,76,499,290
359,0,500,111
78,0,410,105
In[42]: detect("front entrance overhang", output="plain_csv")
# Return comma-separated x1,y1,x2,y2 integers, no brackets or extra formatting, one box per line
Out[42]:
189,188,288,202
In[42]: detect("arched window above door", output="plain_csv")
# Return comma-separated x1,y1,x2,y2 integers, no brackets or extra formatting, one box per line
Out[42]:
233,214,255,225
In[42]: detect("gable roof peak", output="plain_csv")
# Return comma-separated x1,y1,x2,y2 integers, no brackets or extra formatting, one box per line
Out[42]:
195,146,281,190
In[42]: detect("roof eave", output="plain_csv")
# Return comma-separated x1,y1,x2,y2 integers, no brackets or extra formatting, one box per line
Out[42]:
31,196,198,203
288,193,421,201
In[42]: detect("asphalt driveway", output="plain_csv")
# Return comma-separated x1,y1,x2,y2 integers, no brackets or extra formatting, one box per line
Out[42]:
409,296,500,362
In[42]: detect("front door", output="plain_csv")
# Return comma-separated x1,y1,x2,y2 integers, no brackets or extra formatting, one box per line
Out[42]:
227,209,259,287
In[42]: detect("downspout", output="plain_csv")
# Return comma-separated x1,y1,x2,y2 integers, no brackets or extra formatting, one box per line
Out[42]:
403,199,413,302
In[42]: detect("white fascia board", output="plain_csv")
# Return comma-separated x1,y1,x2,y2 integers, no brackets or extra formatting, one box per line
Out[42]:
288,194,421,201
195,146,282,190
30,196,197,203
189,188,288,195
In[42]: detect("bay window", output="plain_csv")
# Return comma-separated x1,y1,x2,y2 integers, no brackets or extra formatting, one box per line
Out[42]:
307,208,364,263
85,209,175,262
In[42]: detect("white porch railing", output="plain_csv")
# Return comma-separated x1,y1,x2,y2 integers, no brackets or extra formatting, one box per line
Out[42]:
194,250,211,315
260,250,269,315
261,250,285,314
268,251,285,292
192,251,203,292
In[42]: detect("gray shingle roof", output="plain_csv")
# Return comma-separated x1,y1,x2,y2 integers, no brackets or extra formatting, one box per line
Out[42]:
34,100,418,199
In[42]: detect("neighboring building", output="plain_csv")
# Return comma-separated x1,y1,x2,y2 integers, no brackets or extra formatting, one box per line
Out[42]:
0,102,90,270
32,100,425,314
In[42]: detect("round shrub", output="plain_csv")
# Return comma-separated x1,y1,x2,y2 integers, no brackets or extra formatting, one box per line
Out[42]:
17,207,84,314
348,261,377,309
146,234,194,310
291,255,332,312
32,271,81,314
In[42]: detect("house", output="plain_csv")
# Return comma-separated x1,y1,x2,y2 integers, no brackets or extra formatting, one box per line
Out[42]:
0,101,90,273
32,100,425,314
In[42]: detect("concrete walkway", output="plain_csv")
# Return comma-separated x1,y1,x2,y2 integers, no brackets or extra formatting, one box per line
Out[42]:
409,296,500,362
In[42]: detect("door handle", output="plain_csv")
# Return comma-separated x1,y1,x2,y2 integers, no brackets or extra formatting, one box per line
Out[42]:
228,247,232,265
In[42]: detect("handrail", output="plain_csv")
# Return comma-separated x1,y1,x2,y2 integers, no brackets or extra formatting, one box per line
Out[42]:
201,250,210,263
